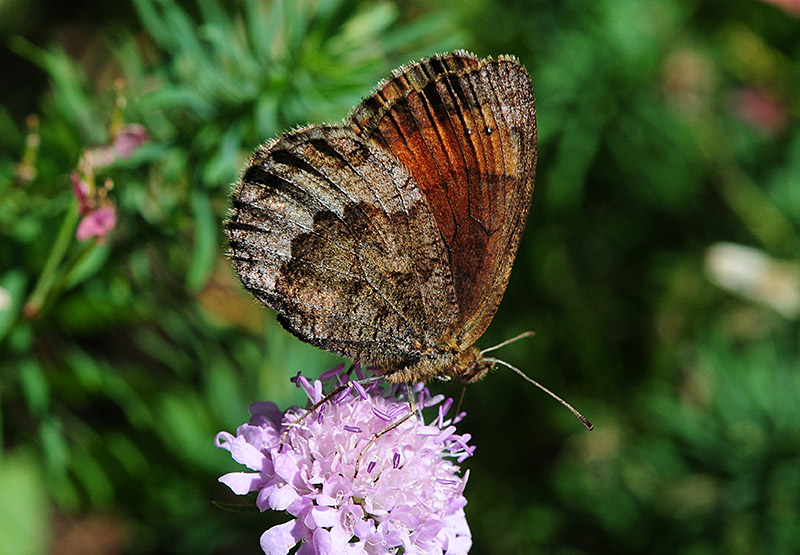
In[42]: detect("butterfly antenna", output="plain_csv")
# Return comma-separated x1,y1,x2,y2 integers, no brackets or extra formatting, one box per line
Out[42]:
480,330,536,355
484,357,593,430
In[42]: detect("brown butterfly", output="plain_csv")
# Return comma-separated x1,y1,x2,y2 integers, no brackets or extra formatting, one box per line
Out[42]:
227,51,537,387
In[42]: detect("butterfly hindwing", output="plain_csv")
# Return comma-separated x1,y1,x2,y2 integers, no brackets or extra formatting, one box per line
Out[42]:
227,125,459,369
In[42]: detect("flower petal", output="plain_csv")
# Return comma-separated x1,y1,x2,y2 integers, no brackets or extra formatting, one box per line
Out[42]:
219,471,263,495
309,505,339,528
76,206,116,241
113,124,148,158
269,484,300,511
70,172,90,214
260,520,302,555
227,437,267,471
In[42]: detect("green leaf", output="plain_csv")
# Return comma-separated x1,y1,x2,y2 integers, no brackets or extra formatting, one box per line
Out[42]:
62,242,111,290
186,189,217,293
71,445,115,507
0,452,49,555
131,0,172,47
202,119,245,187
18,360,49,415
143,86,215,120
10,37,105,142
545,105,609,211
155,392,217,471
0,270,26,342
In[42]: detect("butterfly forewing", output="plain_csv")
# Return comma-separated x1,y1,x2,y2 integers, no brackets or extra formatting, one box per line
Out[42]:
347,51,537,350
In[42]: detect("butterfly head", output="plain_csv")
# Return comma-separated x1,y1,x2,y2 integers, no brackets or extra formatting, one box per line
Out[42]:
453,348,496,384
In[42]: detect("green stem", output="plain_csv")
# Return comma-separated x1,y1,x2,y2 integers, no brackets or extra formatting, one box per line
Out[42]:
53,239,97,297
23,200,80,319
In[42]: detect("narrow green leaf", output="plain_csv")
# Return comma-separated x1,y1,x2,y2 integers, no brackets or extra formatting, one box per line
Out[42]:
196,0,229,31
186,189,217,293
0,270,26,342
545,106,608,211
71,446,115,506
202,120,244,187
61,241,111,290
18,360,49,414
0,452,49,555
131,0,172,47
144,86,215,119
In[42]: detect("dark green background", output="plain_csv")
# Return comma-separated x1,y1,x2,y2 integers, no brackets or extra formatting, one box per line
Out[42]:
2,0,799,553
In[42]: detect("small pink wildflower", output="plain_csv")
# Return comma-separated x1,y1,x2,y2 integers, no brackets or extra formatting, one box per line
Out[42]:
758,0,800,16
733,88,788,136
76,206,117,241
88,124,149,169
216,367,474,555
71,172,117,242
71,172,91,214
113,124,149,158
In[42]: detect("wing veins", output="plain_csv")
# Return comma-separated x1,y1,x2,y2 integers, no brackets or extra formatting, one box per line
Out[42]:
289,139,423,336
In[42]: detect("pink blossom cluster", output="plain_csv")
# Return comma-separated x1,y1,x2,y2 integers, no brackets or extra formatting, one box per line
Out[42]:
70,123,148,241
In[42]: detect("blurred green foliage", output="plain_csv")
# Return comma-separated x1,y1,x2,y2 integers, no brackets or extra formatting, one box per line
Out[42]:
1,0,799,553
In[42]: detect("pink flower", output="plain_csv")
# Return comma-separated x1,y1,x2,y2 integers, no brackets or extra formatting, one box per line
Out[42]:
71,172,117,242
71,172,90,215
113,124,149,158
216,368,473,555
733,88,788,136
86,124,149,169
76,206,117,241
758,0,800,16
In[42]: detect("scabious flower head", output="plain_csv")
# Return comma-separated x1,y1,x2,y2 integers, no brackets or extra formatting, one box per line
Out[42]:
215,366,474,554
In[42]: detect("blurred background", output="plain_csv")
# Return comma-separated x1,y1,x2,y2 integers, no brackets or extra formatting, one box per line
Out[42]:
1,0,799,553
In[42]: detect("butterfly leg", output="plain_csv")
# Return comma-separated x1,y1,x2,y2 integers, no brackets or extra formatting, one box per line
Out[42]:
354,383,418,477
280,374,383,451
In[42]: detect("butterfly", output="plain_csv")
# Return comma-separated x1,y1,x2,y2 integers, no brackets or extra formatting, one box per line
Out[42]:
227,50,537,386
